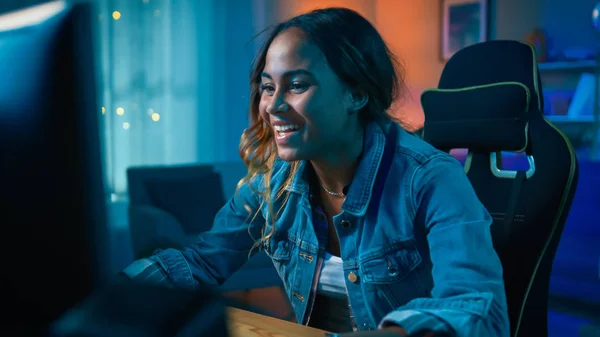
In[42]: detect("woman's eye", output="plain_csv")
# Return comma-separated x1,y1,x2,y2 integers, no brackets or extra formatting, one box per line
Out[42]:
259,84,275,94
289,82,308,92
260,82,308,95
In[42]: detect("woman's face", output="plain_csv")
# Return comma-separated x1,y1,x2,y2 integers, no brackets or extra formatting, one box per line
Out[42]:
259,28,359,162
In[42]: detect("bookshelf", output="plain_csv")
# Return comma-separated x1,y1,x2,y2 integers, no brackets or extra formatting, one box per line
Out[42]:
538,60,597,72
539,60,600,161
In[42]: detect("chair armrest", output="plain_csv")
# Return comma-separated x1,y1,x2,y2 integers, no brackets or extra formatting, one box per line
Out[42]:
128,205,189,258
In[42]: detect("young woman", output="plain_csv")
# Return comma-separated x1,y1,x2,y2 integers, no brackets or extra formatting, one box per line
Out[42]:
123,7,510,337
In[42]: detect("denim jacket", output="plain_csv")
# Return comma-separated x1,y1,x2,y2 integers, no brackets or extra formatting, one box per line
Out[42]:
124,121,510,337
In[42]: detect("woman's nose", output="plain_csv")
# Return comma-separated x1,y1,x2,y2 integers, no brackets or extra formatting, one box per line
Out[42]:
265,94,289,115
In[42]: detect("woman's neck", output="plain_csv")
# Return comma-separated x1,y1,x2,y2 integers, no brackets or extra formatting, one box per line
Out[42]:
310,129,364,195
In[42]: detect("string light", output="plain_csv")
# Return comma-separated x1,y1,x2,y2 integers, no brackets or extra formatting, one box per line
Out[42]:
151,112,160,122
101,106,105,114
116,107,125,115
147,108,155,116
122,122,130,130
112,11,121,20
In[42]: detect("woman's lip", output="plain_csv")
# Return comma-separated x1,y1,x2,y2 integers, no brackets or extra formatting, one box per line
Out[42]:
272,123,305,134
271,123,305,127
274,127,300,136
269,118,304,126
274,125,303,143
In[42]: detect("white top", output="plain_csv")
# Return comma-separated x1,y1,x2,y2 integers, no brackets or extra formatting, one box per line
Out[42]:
317,252,347,299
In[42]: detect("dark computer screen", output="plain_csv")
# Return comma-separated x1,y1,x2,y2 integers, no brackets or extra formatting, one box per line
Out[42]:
0,1,110,334
0,3,232,337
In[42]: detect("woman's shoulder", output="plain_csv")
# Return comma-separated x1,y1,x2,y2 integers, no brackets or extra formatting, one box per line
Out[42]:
392,123,456,167
381,123,467,198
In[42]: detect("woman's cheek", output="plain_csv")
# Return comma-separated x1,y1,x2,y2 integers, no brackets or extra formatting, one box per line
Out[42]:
258,100,269,121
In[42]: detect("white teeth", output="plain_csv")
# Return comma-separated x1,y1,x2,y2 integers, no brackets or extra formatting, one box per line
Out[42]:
273,124,301,132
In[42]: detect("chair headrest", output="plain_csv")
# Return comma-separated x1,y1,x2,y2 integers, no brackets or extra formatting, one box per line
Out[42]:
422,40,542,152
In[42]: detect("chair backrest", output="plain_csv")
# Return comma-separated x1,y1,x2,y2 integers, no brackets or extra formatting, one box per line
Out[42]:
127,164,226,234
127,164,215,206
421,40,579,337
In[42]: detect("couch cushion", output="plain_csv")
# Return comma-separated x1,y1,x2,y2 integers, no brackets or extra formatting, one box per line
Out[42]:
144,171,226,234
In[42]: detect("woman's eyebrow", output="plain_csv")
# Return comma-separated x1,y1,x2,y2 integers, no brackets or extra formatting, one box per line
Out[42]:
261,69,315,79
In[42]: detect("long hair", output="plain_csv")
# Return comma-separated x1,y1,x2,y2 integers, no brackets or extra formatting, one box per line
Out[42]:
238,7,406,253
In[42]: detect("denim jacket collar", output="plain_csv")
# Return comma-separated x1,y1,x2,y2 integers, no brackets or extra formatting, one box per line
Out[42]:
284,122,388,217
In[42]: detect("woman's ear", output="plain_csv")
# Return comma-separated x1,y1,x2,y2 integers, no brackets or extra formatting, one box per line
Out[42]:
346,90,369,114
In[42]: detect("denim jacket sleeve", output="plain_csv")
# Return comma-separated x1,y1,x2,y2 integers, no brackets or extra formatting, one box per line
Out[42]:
123,177,266,290
379,154,510,337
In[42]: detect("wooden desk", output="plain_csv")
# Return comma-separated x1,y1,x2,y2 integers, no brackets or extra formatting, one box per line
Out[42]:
227,307,329,337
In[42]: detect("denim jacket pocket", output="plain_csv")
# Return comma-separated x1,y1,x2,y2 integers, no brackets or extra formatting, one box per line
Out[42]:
360,246,422,284
359,246,428,319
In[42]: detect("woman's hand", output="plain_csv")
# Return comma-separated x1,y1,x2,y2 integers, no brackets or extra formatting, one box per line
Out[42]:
379,325,409,336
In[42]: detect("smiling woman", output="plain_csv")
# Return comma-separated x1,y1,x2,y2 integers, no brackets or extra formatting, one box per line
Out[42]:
256,27,366,163
122,7,510,337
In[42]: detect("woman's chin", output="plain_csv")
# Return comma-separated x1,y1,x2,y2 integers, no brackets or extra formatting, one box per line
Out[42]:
276,147,304,162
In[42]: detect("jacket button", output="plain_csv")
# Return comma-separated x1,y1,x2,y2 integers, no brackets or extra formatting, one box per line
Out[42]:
340,220,352,228
347,272,358,283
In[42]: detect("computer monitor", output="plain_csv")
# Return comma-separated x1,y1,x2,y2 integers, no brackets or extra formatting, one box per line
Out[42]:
0,1,110,334
0,3,232,337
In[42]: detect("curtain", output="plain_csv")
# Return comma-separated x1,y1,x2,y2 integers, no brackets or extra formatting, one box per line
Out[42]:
91,0,269,195
95,0,207,195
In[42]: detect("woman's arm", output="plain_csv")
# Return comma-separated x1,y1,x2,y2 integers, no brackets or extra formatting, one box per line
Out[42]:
379,154,510,337
122,178,265,290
